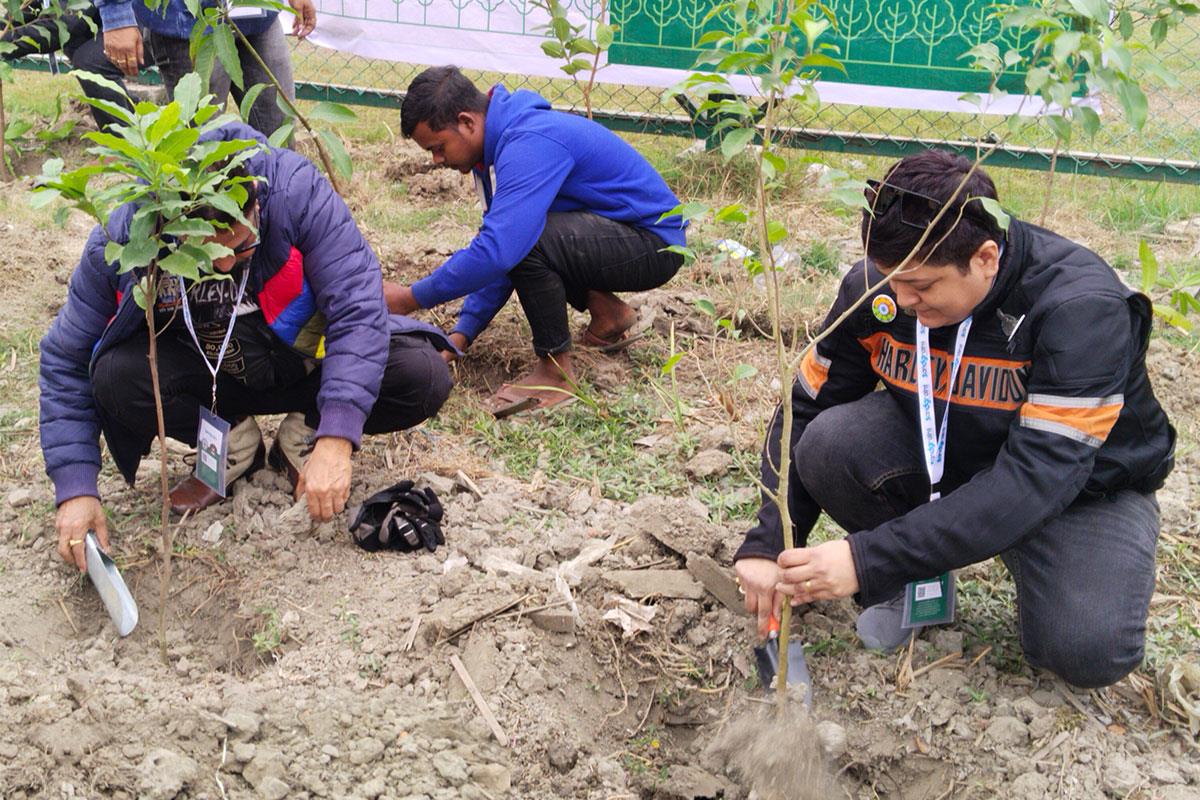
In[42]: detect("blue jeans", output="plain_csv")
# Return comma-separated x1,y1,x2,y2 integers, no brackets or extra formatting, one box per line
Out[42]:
795,390,1159,688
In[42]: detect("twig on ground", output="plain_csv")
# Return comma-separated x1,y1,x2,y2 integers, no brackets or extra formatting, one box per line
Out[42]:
401,615,421,652
910,650,964,680
968,645,992,669
449,654,509,746
454,469,483,499
57,596,79,636
215,736,229,800
604,630,630,720
632,681,657,737
493,598,570,621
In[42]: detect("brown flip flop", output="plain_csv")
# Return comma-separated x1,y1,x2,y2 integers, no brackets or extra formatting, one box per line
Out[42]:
488,384,541,420
488,384,578,420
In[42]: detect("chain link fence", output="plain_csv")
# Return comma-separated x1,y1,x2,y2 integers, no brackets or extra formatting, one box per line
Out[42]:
289,0,1200,184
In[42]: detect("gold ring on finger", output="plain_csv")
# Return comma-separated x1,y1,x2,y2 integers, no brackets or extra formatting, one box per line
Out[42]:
68,538,83,546
804,579,812,591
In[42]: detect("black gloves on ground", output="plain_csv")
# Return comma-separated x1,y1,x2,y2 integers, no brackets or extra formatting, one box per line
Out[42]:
349,480,445,553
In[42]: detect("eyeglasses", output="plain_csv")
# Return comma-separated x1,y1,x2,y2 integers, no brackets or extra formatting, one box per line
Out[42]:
231,210,260,259
864,179,972,231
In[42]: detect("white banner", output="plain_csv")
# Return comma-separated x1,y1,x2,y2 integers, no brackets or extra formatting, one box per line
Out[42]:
305,0,1062,117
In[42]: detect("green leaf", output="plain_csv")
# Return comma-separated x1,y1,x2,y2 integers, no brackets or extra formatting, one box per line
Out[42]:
1139,239,1159,293
562,59,591,75
267,122,295,149
71,69,130,100
174,71,203,121
147,101,182,145
1046,114,1072,145
133,279,149,310
306,101,358,124
978,197,1011,232
119,236,160,273
730,363,758,382
1076,105,1101,138
160,248,201,281
714,203,748,224
104,240,124,266
762,150,786,177
720,127,755,161
1117,10,1133,40
318,129,353,181
568,37,598,55
541,40,566,59
596,23,615,50
1114,81,1148,131
1066,0,1107,24
766,220,787,245
164,218,218,238
661,201,709,224
660,352,684,376
694,298,717,317
212,23,243,90
1152,303,1192,332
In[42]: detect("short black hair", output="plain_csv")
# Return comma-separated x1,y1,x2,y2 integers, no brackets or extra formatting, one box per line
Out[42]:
862,150,1003,272
400,65,489,138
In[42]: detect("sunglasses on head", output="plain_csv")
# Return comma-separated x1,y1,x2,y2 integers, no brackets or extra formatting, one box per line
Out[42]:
865,179,972,231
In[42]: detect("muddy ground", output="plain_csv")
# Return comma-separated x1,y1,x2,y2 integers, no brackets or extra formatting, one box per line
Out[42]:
1,126,1200,800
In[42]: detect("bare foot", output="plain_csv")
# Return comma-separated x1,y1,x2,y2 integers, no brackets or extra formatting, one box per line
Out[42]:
583,291,638,343
505,353,576,400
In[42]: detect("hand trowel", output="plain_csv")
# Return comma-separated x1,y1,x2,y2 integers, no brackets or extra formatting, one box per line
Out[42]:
754,614,812,705
84,531,139,637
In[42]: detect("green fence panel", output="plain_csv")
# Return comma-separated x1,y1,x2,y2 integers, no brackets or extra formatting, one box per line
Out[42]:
609,0,1034,95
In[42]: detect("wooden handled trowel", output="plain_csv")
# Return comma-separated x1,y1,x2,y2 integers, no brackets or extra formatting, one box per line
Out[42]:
84,531,138,637
754,615,813,705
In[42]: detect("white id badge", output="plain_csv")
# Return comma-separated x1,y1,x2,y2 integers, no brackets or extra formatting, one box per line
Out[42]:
228,6,269,19
195,407,231,496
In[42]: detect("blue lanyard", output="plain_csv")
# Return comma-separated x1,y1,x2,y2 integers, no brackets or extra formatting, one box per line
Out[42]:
915,316,972,500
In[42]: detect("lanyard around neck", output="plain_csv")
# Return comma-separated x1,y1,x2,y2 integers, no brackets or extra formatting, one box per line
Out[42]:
178,269,251,410
915,316,972,501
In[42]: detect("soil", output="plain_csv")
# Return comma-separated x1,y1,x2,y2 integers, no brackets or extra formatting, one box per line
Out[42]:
1,142,1200,800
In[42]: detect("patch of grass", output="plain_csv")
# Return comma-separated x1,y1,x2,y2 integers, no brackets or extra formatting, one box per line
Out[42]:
464,388,690,502
251,606,285,660
955,558,1025,674
800,239,843,275
1101,180,1200,234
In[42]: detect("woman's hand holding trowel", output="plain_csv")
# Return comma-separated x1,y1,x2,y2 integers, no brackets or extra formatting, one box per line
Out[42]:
734,557,785,638
56,496,110,573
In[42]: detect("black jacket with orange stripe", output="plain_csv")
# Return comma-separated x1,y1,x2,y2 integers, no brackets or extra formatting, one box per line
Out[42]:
735,217,1176,608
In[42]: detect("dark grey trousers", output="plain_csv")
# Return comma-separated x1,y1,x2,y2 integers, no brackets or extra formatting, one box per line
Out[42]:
795,390,1159,688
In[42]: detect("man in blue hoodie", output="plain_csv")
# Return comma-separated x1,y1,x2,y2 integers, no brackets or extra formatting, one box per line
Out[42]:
386,65,687,414
81,0,314,134
41,122,453,573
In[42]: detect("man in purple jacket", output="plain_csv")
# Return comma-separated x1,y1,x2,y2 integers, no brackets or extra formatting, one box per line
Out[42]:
40,123,453,573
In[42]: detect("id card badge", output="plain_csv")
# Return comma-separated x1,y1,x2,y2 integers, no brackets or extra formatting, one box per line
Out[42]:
228,6,269,19
901,571,956,629
195,407,231,496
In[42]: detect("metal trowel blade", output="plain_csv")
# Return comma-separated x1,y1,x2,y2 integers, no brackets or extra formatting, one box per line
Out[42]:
84,531,139,637
754,634,813,705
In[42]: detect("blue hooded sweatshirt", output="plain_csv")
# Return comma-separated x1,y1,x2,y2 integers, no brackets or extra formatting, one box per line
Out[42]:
410,86,687,342
95,0,279,39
